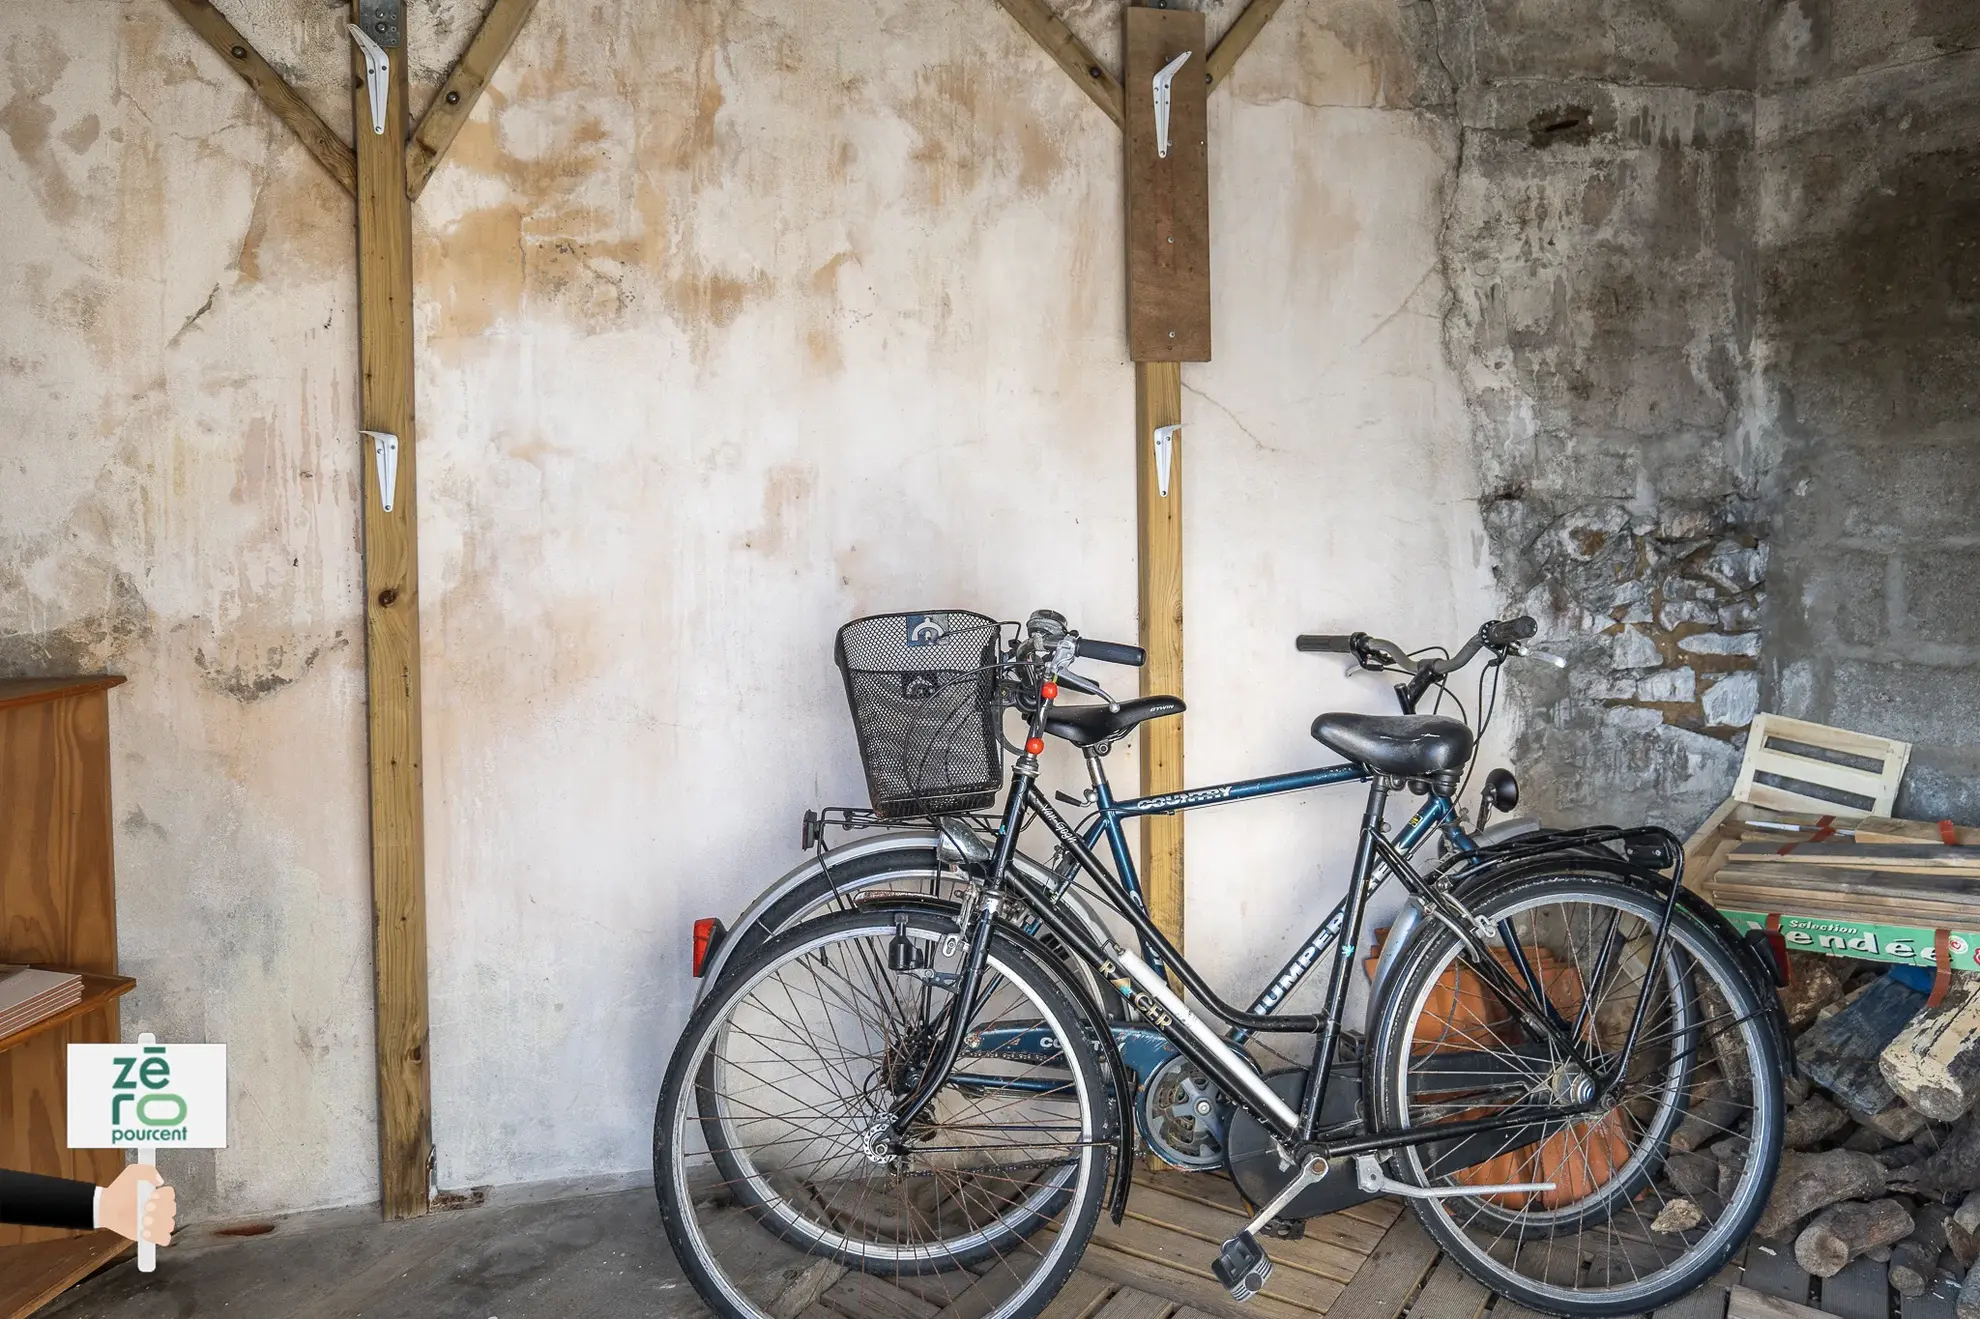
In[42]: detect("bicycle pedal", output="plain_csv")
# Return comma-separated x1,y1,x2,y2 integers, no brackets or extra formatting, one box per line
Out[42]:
1260,1217,1305,1240
1212,1231,1272,1302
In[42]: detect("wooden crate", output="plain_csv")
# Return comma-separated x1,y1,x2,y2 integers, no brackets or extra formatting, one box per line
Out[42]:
1730,713,1910,819
1688,800,1980,971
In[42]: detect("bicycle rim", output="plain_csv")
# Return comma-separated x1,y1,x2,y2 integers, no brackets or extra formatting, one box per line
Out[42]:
658,910,1108,1319
1372,876,1781,1313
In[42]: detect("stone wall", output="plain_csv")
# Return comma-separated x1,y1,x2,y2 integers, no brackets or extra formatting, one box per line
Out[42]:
1433,0,1978,832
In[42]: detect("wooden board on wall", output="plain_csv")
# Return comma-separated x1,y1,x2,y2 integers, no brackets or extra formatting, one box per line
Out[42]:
1123,5,1210,362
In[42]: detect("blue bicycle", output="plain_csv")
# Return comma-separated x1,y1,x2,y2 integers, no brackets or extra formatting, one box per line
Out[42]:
659,609,1790,1319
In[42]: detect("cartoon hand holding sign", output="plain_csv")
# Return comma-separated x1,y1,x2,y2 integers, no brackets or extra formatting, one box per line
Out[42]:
69,1032,226,1271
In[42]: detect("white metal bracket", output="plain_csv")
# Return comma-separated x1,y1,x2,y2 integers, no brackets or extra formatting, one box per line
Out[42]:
1153,424,1180,498
364,430,399,512
348,24,390,136
1152,51,1192,160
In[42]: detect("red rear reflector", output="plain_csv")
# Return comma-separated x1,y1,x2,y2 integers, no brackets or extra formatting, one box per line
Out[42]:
693,918,726,978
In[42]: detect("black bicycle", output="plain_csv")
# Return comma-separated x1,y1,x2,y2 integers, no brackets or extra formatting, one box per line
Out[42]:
655,610,1789,1319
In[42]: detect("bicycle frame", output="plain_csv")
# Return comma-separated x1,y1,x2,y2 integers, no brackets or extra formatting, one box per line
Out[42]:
1073,756,1473,1022
887,744,1627,1166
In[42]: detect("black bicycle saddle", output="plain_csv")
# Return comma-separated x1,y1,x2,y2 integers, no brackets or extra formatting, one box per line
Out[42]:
1310,712,1473,777
1043,696,1185,748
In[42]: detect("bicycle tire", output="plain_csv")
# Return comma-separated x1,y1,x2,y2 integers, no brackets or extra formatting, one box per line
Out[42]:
657,908,1111,1319
1367,872,1783,1316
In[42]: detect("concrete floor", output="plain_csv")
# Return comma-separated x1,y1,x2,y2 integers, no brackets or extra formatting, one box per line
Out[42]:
41,1187,720,1319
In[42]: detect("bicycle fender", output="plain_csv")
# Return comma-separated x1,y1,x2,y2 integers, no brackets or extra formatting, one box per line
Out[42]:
1441,852,1796,1075
695,830,942,995
851,895,1140,1224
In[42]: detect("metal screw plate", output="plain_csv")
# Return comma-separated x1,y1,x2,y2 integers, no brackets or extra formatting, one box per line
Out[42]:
356,0,404,48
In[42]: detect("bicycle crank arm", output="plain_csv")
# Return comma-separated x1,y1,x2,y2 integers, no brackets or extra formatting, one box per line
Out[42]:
1353,1155,1554,1200
1212,1154,1327,1302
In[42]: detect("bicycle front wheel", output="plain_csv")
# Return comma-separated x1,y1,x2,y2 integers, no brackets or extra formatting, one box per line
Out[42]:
656,908,1111,1319
1367,872,1783,1316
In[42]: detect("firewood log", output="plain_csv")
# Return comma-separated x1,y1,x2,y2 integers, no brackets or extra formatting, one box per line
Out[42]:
1895,1116,1980,1199
1892,1204,1953,1297
1782,953,1854,1031
1863,1103,1931,1143
1784,1094,1852,1149
1794,1198,1914,1277
1882,974,1980,1123
1671,1082,1742,1153
1756,1149,1889,1238
1845,1124,1897,1153
1800,975,1930,1117
1663,1150,1719,1199
1948,1189,1980,1267
1959,1258,1980,1319
1712,1135,1751,1200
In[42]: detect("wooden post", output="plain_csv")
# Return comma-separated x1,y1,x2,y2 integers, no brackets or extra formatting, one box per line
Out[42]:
1123,5,1207,954
1135,361,1186,951
350,1,432,1220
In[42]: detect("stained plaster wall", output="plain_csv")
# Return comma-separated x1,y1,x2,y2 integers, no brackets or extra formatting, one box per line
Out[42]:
0,1,1493,1217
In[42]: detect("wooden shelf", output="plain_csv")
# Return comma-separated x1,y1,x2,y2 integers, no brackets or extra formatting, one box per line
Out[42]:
0,1233,132,1319
0,973,134,1056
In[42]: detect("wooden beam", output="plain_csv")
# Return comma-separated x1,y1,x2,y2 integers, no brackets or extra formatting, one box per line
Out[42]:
994,0,1125,128
163,0,356,197
1123,7,1210,362
1134,361,1185,955
1206,0,1288,90
349,3,432,1221
405,0,538,200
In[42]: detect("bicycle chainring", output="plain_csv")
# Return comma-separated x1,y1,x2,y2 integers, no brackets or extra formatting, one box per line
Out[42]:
1138,1054,1232,1170
1225,1068,1380,1220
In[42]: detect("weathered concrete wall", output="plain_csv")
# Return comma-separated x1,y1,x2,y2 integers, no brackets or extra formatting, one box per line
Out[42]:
1431,0,1769,831
1753,2,1980,821
0,1,1491,1216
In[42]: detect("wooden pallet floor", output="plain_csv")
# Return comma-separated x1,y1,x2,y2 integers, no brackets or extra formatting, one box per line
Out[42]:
785,1172,1957,1319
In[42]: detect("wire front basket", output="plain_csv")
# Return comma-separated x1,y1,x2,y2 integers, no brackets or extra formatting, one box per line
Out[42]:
835,611,1005,820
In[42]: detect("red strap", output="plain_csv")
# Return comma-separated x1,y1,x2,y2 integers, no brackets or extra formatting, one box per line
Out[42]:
1942,820,1960,846
1765,913,1782,932
1778,814,1837,855
1931,929,1954,1008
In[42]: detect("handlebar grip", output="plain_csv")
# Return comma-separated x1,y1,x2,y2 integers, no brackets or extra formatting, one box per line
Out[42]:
1296,634,1357,653
1483,615,1538,645
1074,638,1145,667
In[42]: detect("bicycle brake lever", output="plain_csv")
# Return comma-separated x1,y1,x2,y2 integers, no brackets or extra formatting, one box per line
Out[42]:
1511,643,1568,669
1056,668,1119,710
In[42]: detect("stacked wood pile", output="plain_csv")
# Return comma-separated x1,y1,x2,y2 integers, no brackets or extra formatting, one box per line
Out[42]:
1694,809,1980,927
1712,952,1980,1311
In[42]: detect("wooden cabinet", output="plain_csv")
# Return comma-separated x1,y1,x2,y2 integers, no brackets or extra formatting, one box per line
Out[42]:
0,677,137,1315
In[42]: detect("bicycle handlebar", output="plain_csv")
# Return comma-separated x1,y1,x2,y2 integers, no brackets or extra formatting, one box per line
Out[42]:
1074,638,1144,667
1297,616,1541,677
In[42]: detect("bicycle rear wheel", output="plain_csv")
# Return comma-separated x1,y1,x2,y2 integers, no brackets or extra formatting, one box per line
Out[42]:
657,908,1111,1319
1367,872,1782,1316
